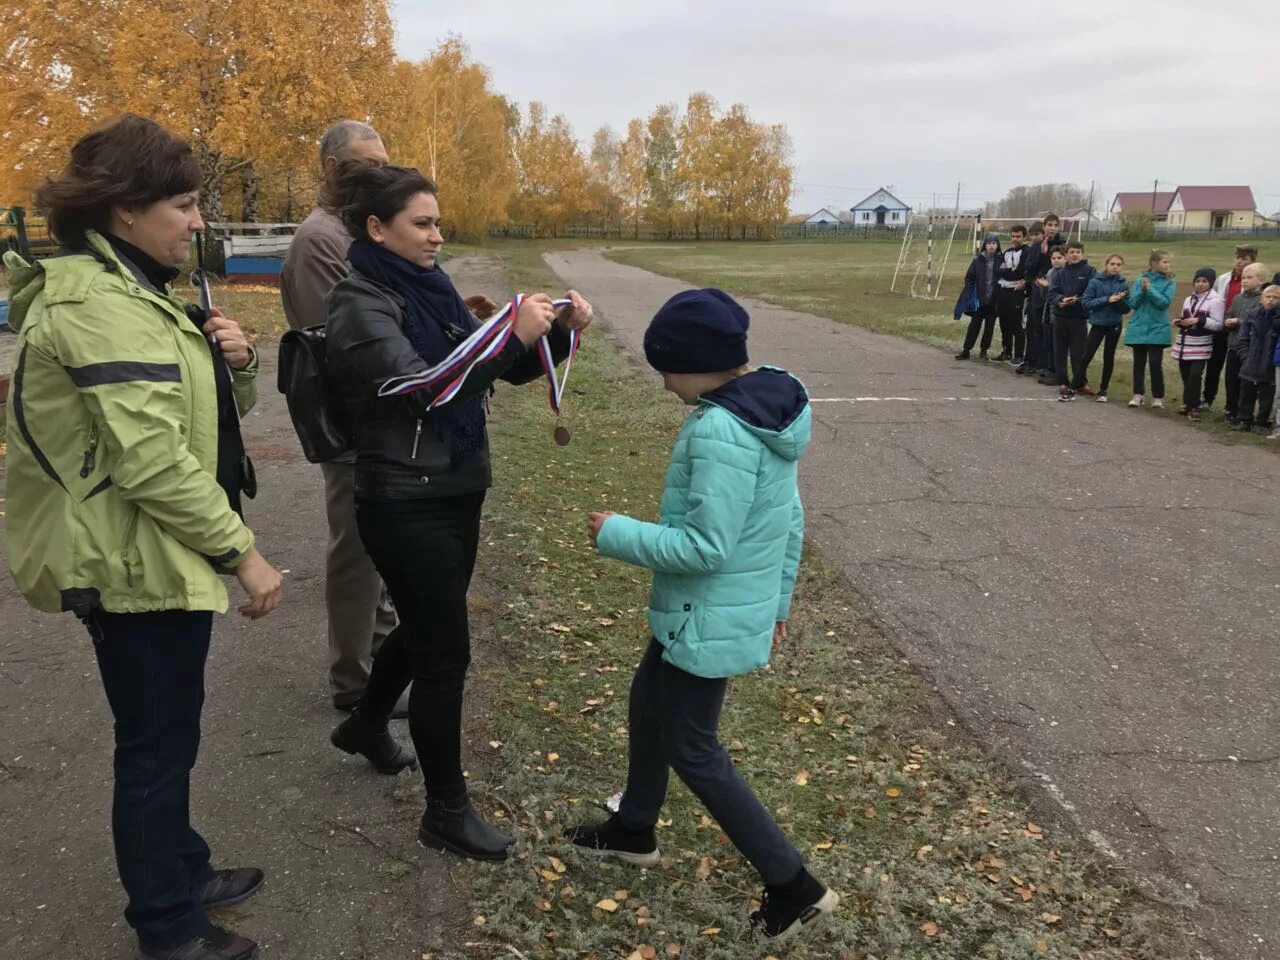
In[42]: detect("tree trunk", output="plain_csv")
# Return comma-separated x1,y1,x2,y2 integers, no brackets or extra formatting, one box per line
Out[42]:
241,163,260,223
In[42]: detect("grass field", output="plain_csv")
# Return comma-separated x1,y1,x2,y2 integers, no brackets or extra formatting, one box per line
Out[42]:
447,245,1193,959
602,238,1280,439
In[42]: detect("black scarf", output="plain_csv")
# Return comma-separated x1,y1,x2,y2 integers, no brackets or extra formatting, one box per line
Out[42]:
346,240,486,459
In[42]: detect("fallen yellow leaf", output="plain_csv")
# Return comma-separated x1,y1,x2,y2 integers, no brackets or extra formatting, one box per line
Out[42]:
794,769,810,786
613,888,630,900
886,787,902,798
596,898,620,913
864,806,877,819
700,927,721,936
921,920,940,937
1036,940,1049,954
548,856,566,874
664,944,681,957
547,753,560,763
1041,913,1062,924
538,869,559,882
472,915,486,926
915,844,934,860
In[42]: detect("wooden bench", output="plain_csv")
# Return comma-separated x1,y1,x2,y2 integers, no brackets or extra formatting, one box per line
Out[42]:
210,223,299,286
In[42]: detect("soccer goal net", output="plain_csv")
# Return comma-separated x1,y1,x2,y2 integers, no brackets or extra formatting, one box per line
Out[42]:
890,215,1084,300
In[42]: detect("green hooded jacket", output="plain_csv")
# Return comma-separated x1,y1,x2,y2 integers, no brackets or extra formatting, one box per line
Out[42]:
597,367,810,679
3,231,257,617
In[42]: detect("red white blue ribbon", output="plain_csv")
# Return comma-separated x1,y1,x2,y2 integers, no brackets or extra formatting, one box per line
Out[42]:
377,295,573,410
537,325,579,415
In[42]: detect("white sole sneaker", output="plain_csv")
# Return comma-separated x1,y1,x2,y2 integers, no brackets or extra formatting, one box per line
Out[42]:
770,887,840,942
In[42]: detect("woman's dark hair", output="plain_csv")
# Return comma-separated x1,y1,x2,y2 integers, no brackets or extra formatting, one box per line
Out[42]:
34,114,201,246
322,160,437,242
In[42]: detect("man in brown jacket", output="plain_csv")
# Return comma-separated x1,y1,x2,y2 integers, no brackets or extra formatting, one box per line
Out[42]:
281,120,405,714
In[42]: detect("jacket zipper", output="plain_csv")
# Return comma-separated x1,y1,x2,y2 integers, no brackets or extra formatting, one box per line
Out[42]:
80,421,100,478
411,420,423,460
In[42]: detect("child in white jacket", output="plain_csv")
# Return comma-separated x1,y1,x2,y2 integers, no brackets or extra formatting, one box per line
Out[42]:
1172,267,1226,421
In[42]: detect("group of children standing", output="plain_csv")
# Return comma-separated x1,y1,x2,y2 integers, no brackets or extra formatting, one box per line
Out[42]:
955,221,1280,433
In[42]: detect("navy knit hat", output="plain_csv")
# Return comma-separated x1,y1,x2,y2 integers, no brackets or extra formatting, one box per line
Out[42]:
1195,267,1217,286
643,288,750,374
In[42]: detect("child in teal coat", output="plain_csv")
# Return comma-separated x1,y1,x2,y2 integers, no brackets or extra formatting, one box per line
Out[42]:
1124,250,1177,407
566,288,837,944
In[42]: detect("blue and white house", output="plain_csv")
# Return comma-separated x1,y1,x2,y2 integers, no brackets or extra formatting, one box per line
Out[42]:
803,207,844,225
849,188,911,227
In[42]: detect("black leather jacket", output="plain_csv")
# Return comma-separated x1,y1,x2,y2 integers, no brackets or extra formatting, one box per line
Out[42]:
326,271,571,499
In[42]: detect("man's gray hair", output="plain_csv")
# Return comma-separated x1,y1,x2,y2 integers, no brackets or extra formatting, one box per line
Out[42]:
319,120,382,164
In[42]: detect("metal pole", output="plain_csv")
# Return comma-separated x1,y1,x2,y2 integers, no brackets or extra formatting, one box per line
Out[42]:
1085,179,1095,237
926,216,935,298
891,213,913,293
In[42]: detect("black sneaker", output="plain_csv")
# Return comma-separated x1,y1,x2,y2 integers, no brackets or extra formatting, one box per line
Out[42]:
1037,374,1055,385
136,926,259,960
1232,420,1253,432
564,814,660,867
1009,354,1024,366
1057,386,1075,402
954,350,970,360
992,351,1010,362
979,350,990,361
749,869,839,942
201,868,264,911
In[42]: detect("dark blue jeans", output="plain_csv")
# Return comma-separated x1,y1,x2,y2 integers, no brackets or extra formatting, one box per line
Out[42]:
90,610,215,949
618,639,803,886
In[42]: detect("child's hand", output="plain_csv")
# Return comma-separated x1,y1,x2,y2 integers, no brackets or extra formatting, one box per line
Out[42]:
772,621,787,649
587,511,615,546
1141,278,1151,291
1227,317,1240,329
1109,292,1125,303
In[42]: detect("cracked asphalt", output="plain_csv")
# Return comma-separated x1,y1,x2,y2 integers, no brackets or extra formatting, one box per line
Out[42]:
546,249,1280,960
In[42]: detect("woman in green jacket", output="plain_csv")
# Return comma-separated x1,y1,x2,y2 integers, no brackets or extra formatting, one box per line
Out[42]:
1124,250,1177,408
3,115,282,960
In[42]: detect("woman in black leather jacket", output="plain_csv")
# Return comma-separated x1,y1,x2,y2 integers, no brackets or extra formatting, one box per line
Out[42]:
325,162,592,860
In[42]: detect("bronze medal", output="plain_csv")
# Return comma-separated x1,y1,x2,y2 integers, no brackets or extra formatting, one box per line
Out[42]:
553,424,571,447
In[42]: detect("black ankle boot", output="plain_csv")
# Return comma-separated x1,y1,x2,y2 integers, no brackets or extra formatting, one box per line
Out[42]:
330,709,417,775
418,796,514,861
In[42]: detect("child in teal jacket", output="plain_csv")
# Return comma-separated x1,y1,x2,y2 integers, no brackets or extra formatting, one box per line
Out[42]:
566,288,837,944
1124,250,1177,407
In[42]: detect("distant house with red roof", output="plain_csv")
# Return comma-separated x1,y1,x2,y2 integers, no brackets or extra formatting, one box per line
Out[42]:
1165,186,1259,231
1109,191,1175,221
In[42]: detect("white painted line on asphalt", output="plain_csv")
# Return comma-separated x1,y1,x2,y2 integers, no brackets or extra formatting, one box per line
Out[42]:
811,396,1061,404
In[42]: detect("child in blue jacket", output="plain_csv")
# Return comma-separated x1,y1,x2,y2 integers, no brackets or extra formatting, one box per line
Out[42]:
1079,254,1132,401
566,288,837,943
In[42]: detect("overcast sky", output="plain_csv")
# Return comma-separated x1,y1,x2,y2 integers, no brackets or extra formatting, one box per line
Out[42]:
393,0,1280,216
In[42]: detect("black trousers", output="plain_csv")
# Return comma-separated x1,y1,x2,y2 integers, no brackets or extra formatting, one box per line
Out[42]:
1131,345,1166,398
90,610,216,950
1081,325,1121,394
357,491,486,799
1225,349,1243,417
997,287,1026,358
1237,376,1276,427
618,639,803,886
1053,316,1088,387
1024,290,1043,367
1204,331,1229,406
962,302,997,353
1179,359,1207,411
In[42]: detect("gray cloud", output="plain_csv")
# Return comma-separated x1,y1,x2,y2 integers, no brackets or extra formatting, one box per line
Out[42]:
393,0,1280,215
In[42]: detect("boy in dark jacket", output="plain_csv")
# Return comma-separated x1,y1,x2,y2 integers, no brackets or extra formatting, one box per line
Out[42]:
1233,282,1280,433
1222,263,1268,424
995,225,1029,363
955,235,1002,360
1048,241,1097,400
1020,214,1066,376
